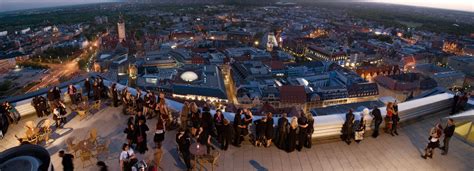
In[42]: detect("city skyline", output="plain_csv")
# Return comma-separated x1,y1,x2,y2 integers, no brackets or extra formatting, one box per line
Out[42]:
0,0,473,13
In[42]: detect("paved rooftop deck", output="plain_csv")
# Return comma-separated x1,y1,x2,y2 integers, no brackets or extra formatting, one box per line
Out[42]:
1,103,473,171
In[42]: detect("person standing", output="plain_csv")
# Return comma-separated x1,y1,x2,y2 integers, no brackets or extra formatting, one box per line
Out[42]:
32,96,43,117
134,111,146,126
84,77,91,98
67,84,77,105
201,106,213,136
305,113,314,148
38,96,49,116
265,112,275,147
180,102,190,129
143,91,155,118
451,91,460,114
458,93,470,112
190,103,201,136
197,125,212,154
275,113,289,150
53,86,61,101
354,110,368,143
385,102,394,133
441,118,455,155
296,113,308,151
254,116,268,147
222,119,234,151
111,83,119,107
342,109,355,145
154,116,166,149
286,117,298,153
124,123,136,147
136,119,149,154
47,88,56,111
233,109,244,147
241,109,253,143
371,106,382,138
214,109,224,144
391,101,400,136
59,150,74,171
422,124,442,159
93,80,100,101
176,128,192,170
120,143,137,171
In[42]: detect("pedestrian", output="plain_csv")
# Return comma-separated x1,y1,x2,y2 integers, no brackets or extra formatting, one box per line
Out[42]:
265,112,274,147
441,118,455,155
214,109,224,144
84,77,91,98
458,93,470,112
47,88,56,111
275,113,289,150
53,106,63,128
154,116,166,149
355,109,368,143
197,125,212,154
451,91,460,114
3,101,21,124
67,84,77,105
96,161,108,171
385,102,394,133
422,123,442,159
93,80,100,101
241,109,253,142
201,106,213,135
305,113,314,148
111,83,119,107
59,150,74,171
190,103,201,136
119,143,137,171
254,116,267,147
222,119,234,151
176,128,192,170
342,109,355,145
233,109,244,147
124,123,136,147
297,112,308,151
32,96,43,117
144,91,155,118
134,111,146,126
53,86,61,101
180,101,190,129
136,119,149,154
286,116,298,153
371,106,382,138
391,101,400,136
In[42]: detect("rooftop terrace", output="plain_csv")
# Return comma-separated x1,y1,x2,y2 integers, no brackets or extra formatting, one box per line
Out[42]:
0,79,473,170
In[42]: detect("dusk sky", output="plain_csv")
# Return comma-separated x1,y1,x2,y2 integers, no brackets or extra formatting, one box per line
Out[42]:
0,0,472,12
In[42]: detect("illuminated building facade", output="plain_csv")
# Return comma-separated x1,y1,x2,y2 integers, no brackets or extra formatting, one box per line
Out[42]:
117,16,126,43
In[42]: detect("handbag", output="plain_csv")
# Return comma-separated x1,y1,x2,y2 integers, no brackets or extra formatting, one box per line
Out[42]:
355,130,364,140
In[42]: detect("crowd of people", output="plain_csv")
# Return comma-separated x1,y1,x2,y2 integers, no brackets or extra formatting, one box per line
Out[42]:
0,101,22,138
1,77,469,170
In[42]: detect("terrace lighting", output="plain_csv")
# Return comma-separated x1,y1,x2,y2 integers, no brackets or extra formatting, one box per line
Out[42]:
254,41,259,46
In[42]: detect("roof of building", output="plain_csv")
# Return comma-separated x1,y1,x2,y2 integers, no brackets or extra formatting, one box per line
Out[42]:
279,85,306,103
172,84,227,99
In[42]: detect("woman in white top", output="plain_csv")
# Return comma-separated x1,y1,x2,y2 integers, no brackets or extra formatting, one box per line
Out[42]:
120,143,137,171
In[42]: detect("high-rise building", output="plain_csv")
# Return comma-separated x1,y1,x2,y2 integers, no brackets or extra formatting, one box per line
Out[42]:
117,16,126,42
